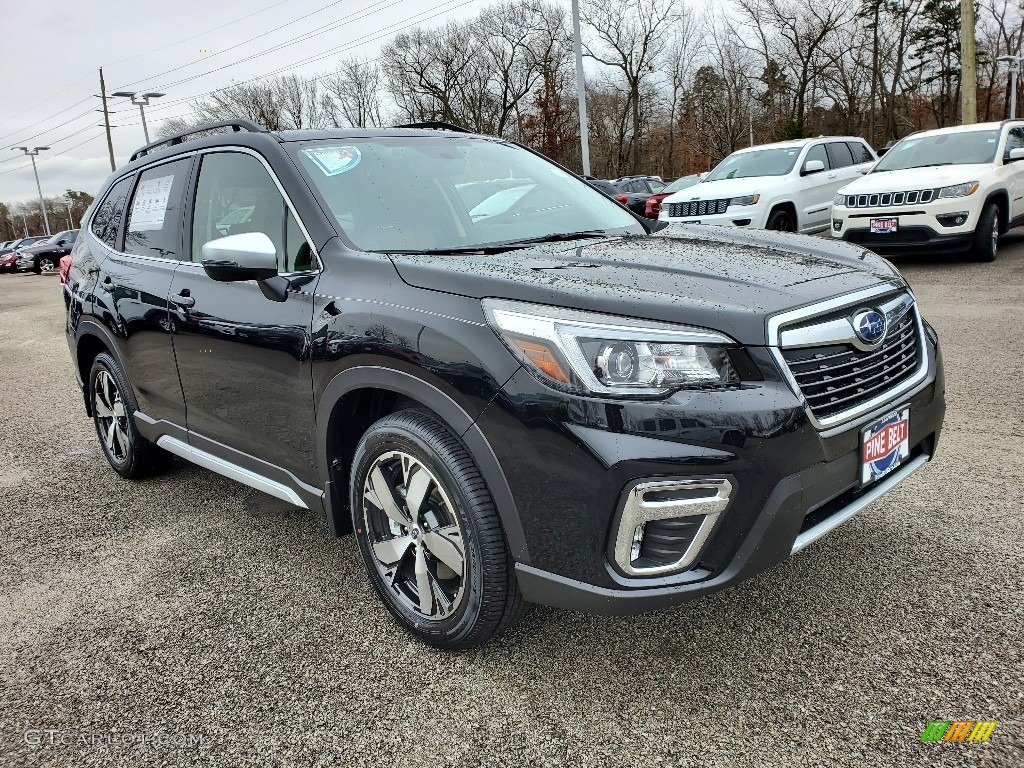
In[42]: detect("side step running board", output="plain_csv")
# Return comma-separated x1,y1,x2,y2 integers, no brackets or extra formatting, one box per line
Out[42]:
156,435,308,509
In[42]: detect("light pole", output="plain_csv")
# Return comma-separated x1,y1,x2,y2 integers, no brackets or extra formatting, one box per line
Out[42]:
570,0,591,177
14,146,51,236
66,199,75,229
997,55,1020,119
111,91,165,144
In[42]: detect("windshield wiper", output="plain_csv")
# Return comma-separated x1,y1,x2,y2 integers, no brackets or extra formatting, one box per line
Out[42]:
386,231,616,256
502,230,616,246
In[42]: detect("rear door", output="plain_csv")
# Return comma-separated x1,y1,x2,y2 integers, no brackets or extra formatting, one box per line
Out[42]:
91,159,192,426
167,148,321,486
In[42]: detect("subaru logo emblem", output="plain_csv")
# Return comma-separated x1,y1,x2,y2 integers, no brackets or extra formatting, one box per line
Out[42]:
852,309,886,345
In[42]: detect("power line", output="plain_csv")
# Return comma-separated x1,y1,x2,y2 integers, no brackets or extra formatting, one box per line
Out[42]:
114,0,353,90
0,133,106,177
0,95,96,145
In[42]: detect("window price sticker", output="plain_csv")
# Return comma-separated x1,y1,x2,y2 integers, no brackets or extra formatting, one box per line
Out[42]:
130,175,174,231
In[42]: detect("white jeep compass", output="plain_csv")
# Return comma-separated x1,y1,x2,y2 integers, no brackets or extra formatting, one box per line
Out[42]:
659,137,876,233
831,120,1024,261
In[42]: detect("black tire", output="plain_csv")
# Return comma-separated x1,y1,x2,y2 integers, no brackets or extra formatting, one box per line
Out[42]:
350,409,523,649
88,352,165,478
766,207,796,232
31,257,41,275
972,203,999,262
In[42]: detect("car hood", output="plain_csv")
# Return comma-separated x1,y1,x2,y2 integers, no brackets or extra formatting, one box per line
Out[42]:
663,176,786,202
387,226,904,345
841,164,991,194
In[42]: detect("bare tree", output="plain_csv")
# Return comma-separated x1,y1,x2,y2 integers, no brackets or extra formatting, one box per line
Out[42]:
582,0,682,173
324,56,385,127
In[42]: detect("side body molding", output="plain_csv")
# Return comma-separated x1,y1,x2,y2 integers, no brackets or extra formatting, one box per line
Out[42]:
315,366,530,564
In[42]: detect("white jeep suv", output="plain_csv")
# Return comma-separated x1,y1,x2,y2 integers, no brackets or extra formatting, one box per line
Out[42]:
831,121,1024,261
658,137,876,233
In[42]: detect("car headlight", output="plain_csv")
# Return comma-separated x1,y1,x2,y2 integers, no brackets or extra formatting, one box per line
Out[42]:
730,194,759,206
938,181,979,198
833,193,847,206
483,299,739,396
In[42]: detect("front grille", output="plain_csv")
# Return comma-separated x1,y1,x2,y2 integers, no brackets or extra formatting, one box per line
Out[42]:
846,189,936,208
780,306,920,421
666,198,729,218
845,229,930,245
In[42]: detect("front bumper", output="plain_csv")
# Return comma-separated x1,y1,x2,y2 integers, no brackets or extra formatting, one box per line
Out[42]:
480,337,945,615
833,202,977,254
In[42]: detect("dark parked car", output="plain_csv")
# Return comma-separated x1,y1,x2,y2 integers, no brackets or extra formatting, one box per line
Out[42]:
645,174,704,219
0,236,49,272
586,178,621,199
15,229,79,273
611,175,667,217
64,120,945,649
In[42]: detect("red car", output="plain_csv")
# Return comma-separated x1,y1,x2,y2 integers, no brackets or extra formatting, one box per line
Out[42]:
644,174,704,219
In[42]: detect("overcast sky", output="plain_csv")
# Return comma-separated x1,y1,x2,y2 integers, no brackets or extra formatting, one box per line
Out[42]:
0,0,487,207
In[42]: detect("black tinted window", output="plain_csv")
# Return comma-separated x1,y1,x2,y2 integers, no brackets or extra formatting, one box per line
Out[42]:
826,142,855,169
91,175,133,248
848,141,874,163
125,158,191,260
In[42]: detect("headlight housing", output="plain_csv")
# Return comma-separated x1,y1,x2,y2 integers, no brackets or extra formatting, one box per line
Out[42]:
938,181,980,198
730,194,760,206
833,193,847,206
483,299,739,396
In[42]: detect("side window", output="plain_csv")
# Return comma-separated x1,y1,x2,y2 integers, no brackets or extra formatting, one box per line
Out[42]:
803,144,830,172
826,142,855,169
90,175,134,248
124,158,192,260
849,141,875,163
191,152,312,272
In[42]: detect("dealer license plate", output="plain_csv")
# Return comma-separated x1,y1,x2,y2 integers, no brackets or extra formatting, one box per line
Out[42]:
870,217,898,233
861,408,910,485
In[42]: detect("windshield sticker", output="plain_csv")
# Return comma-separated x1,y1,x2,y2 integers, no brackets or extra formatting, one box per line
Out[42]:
302,146,361,176
129,174,174,231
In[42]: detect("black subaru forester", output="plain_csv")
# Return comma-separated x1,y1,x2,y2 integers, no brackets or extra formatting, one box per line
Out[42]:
63,120,945,649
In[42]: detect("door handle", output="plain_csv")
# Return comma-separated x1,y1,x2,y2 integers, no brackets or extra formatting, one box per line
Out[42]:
170,291,195,308
827,173,838,180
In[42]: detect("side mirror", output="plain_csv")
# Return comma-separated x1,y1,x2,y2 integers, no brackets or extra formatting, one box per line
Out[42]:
57,239,68,246
201,233,278,282
802,159,825,176
1008,147,1024,162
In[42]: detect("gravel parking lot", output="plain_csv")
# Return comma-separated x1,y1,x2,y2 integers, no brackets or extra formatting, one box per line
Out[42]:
1,242,1021,768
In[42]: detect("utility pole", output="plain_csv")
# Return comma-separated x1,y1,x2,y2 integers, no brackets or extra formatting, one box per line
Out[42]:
571,0,591,177
99,68,116,171
961,0,977,124
20,211,29,237
748,88,754,147
14,146,51,236
66,199,75,229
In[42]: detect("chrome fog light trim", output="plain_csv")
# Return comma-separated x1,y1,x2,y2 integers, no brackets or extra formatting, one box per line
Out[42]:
613,478,733,576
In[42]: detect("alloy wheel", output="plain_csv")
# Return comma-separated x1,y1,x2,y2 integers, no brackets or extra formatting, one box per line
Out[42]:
362,451,467,621
94,370,131,463
40,257,56,271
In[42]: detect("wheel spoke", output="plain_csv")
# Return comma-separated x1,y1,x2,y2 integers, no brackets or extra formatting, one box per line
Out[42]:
113,400,126,418
372,535,412,566
368,466,410,527
105,421,117,452
114,425,130,457
414,545,433,616
421,526,464,575
94,398,114,419
404,465,432,519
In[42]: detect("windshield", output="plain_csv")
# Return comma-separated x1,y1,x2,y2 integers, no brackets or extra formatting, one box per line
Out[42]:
291,137,643,252
874,130,999,171
705,147,802,181
663,176,701,193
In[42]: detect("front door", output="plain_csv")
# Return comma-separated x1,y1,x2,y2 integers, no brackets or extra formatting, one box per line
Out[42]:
168,149,321,486
796,143,834,232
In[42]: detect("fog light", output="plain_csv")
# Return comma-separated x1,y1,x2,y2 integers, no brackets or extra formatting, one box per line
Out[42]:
832,218,843,232
936,212,969,227
630,523,645,562
732,219,751,226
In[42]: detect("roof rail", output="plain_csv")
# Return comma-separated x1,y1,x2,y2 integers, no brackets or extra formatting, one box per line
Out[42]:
129,119,266,162
393,121,470,133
